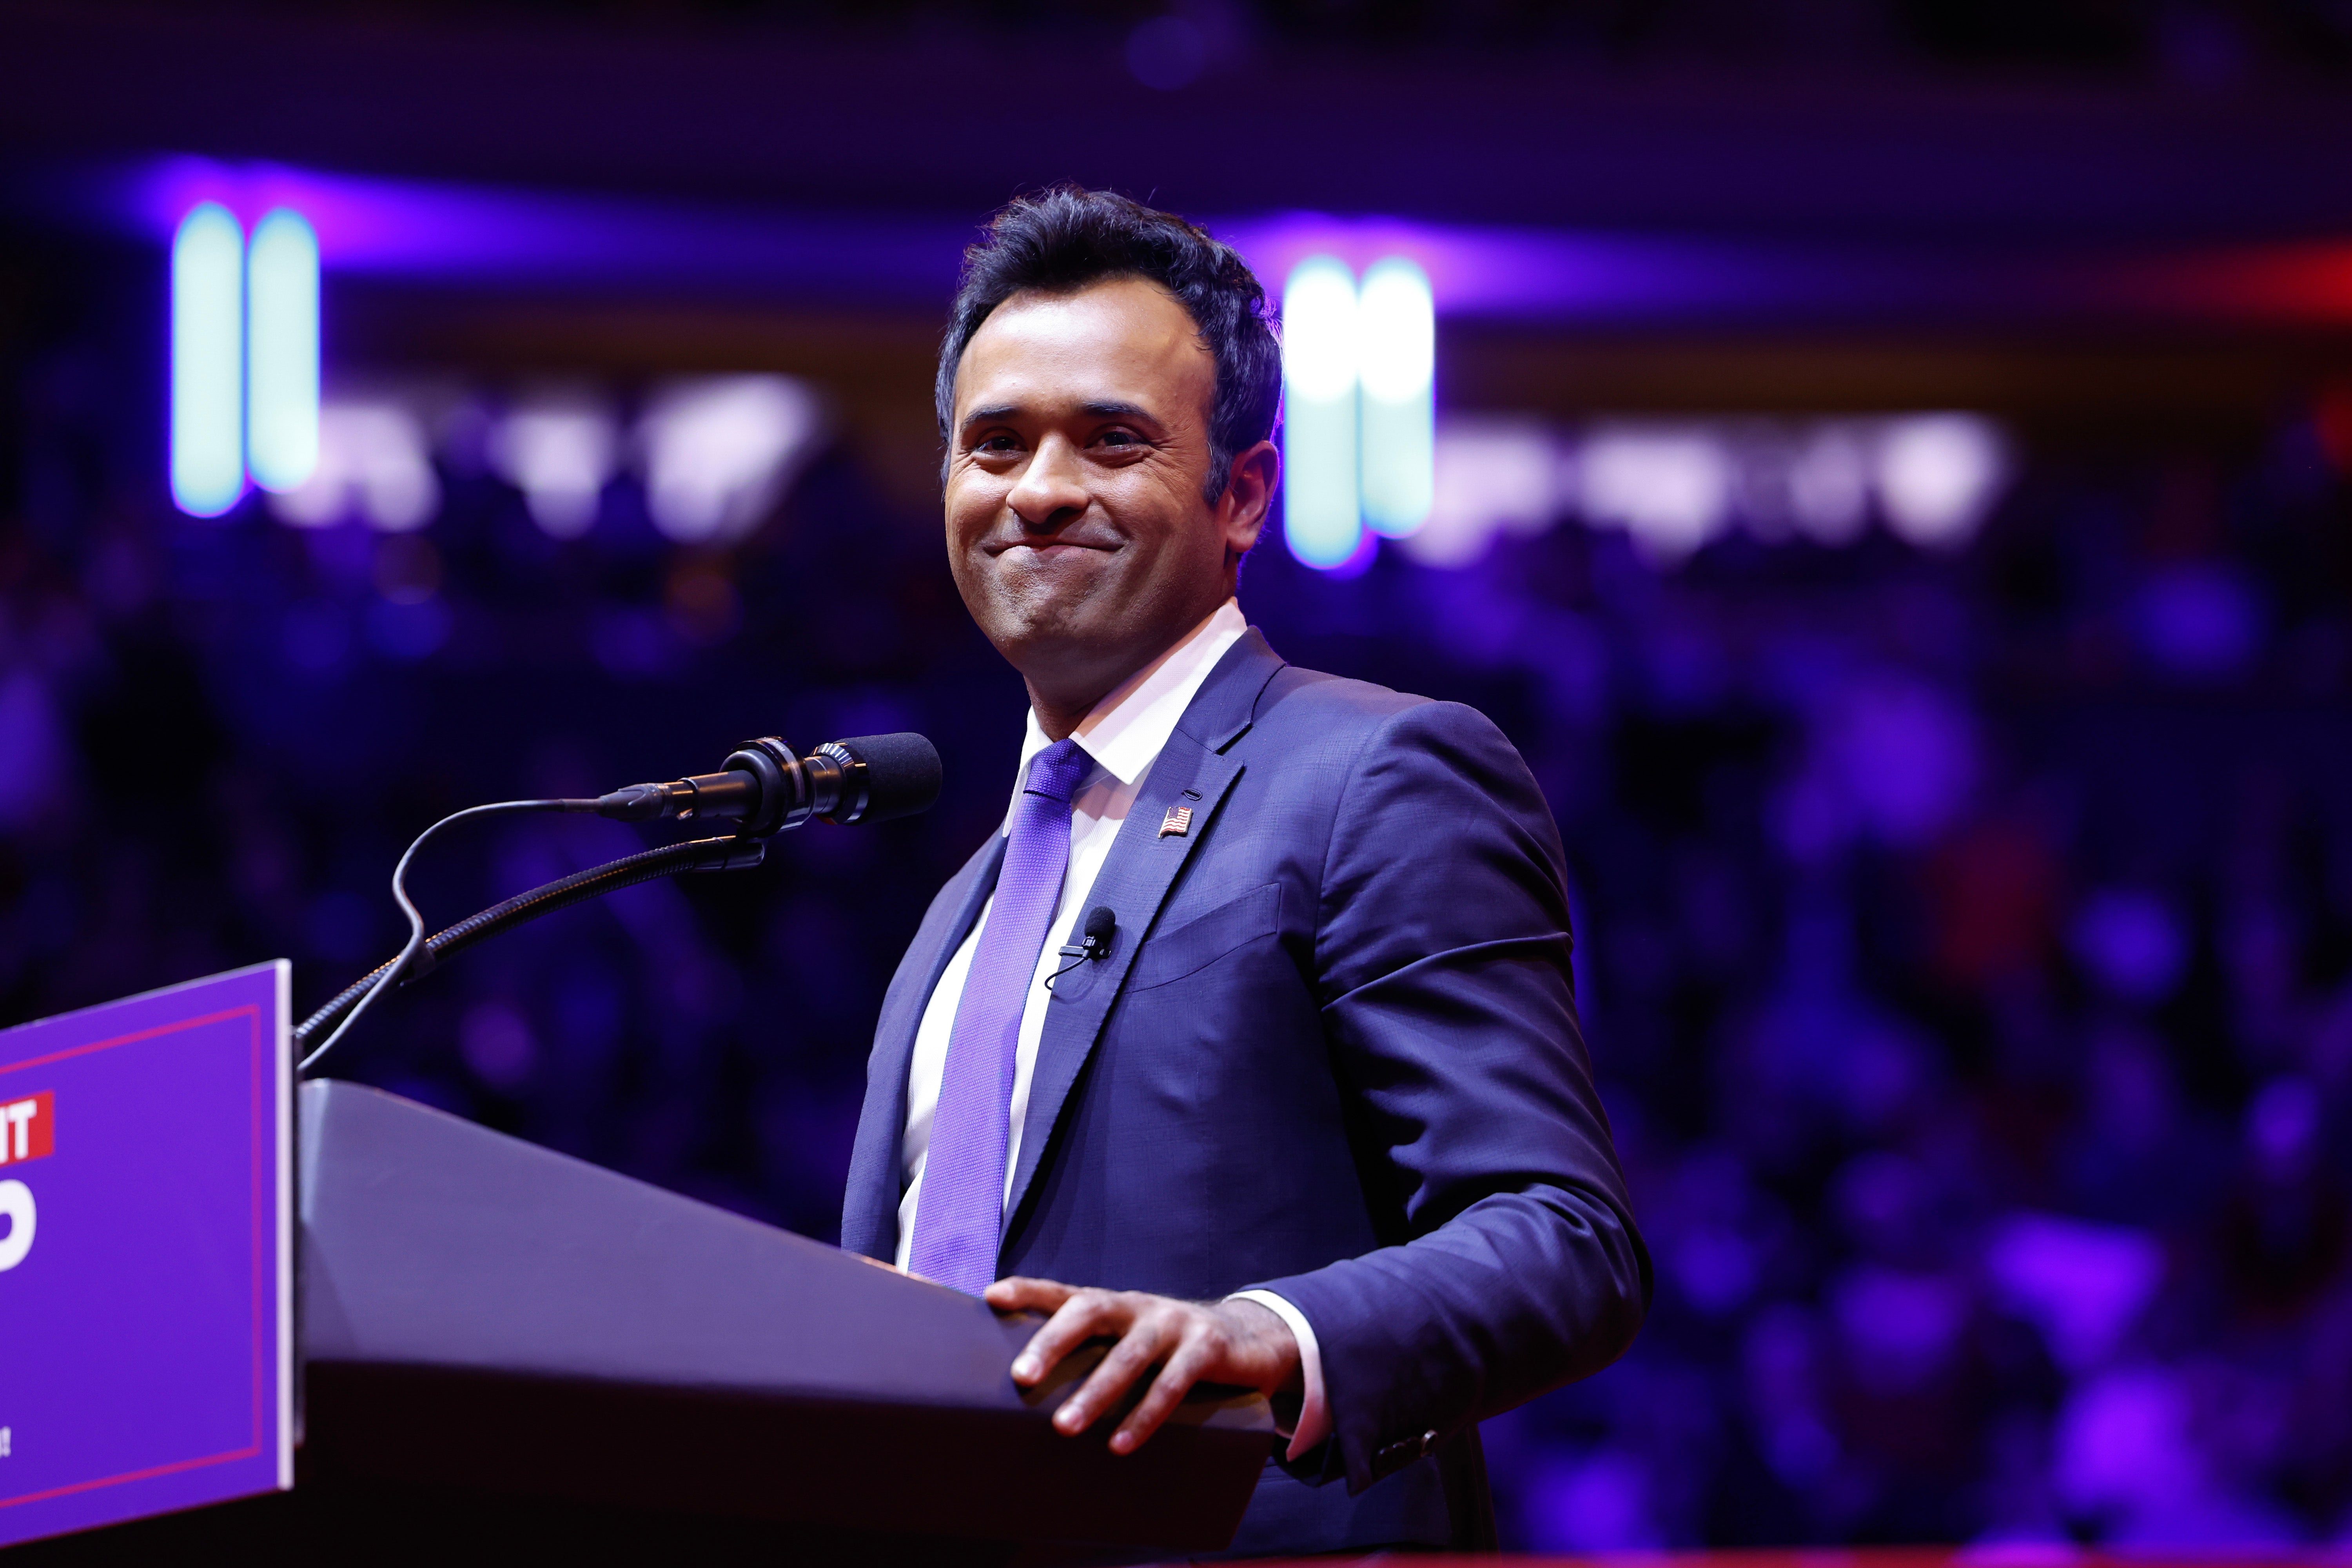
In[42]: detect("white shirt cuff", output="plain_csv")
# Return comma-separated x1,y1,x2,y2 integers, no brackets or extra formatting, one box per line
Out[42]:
1224,1289,1332,1462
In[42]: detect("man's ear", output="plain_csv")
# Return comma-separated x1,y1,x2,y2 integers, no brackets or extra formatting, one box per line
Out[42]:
1219,439,1281,561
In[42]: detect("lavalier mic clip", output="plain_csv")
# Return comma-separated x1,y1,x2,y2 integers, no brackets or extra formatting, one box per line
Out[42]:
1045,906,1118,992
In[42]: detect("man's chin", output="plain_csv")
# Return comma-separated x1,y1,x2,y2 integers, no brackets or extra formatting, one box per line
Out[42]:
972,596,1143,689
983,610,1110,669
981,546,1121,600
969,566,1119,645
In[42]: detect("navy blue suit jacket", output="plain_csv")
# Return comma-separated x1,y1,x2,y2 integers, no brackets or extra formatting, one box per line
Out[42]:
842,630,1649,1554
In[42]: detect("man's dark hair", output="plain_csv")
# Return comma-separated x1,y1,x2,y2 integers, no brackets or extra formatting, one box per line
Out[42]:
936,187,1282,503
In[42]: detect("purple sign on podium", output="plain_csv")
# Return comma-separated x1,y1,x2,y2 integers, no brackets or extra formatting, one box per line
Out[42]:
0,962,294,1548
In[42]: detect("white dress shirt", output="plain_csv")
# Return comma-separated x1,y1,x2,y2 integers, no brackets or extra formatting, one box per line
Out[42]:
894,596,1331,1459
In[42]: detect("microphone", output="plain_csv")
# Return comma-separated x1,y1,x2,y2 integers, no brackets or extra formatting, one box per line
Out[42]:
1046,906,1118,992
1070,905,1118,959
296,731,944,1075
594,732,943,838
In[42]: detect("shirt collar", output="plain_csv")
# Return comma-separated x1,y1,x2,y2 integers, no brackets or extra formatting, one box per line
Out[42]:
1011,597,1248,800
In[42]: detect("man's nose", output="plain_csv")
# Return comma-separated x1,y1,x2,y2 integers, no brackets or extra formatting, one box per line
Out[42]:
1006,436,1089,530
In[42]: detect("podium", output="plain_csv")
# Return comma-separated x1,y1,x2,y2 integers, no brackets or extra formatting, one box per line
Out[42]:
18,1080,1270,1564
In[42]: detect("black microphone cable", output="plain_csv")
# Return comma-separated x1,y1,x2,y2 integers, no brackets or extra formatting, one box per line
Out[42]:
294,731,943,1074
297,797,595,1076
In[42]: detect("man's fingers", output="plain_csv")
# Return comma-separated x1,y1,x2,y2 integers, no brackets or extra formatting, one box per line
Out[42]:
988,1276,1087,1387
1000,1293,1274,1448
1053,1309,1177,1435
1109,1335,1212,1454
985,1276,1074,1313
1012,1288,1131,1387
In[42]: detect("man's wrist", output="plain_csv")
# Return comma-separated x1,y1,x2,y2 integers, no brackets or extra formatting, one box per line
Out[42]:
1218,1295,1307,1404
1223,1289,1332,1461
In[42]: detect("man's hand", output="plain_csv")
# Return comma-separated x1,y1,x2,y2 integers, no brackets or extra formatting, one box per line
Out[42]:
986,1276,1303,1454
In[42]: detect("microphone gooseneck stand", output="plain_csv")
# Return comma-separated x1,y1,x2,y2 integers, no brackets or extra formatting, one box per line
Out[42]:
291,826,764,1067
292,730,944,1078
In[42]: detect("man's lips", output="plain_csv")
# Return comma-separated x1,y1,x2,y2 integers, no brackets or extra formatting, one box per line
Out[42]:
983,534,1120,558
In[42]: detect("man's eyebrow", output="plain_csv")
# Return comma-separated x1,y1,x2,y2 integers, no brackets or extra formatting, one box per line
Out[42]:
1078,400,1160,424
958,400,1166,436
960,403,1023,433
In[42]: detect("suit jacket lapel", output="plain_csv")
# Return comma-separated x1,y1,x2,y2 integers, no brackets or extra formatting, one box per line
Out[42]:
840,831,1004,1260
1000,630,1286,1236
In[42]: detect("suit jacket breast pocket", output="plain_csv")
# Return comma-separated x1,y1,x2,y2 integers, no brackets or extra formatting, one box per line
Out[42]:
1125,883,1285,993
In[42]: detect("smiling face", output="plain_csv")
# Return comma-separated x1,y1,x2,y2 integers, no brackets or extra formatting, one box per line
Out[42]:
945,275,1276,736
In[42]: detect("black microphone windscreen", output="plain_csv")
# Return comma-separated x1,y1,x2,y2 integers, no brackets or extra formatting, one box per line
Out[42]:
837,733,943,823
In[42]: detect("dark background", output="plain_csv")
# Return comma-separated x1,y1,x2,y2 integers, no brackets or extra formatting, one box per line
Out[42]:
5,0,2352,1550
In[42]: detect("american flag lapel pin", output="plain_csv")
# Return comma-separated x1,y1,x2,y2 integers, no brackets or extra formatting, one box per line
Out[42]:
1158,805,1194,838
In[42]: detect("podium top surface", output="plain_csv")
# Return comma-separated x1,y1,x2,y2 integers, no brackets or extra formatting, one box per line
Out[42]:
301,1079,1059,1410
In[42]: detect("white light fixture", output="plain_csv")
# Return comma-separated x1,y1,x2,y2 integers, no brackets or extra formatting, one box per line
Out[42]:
1280,256,1362,570
245,208,320,494
270,399,441,533
490,395,619,539
1576,424,1735,566
1356,258,1435,539
1787,424,1872,546
637,376,823,544
171,203,245,517
1545,413,2011,568
1405,419,1559,568
1876,414,2009,550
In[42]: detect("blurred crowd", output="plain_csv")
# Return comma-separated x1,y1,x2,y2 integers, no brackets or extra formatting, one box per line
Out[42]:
1447,405,2352,1550
5,252,2352,1549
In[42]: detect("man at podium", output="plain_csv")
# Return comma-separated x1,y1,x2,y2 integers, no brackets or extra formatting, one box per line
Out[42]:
840,187,1650,1556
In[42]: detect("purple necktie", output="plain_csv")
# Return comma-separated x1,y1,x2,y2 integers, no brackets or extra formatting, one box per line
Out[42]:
908,737,1089,1295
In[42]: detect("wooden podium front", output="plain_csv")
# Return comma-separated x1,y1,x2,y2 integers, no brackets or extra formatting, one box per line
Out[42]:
18,1080,1271,1565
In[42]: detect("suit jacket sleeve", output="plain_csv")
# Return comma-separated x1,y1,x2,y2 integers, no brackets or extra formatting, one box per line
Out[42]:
1240,698,1651,1494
